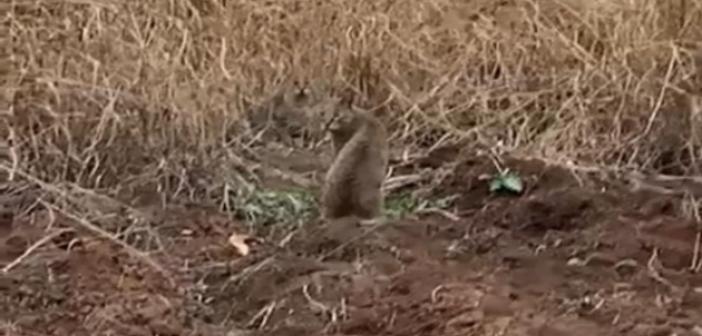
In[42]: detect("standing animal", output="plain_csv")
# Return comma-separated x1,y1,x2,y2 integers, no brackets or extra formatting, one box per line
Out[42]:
320,104,389,220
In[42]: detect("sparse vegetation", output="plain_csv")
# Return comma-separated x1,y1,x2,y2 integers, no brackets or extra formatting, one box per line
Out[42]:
233,187,318,226
384,191,455,219
489,170,524,194
4,1,702,335
6,0,702,199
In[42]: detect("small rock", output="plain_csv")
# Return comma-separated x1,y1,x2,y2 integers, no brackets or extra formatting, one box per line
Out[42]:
584,252,617,267
567,257,586,266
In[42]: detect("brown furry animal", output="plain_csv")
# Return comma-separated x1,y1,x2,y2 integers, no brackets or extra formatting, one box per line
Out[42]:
320,105,389,219
325,103,358,156
654,50,702,174
247,82,329,147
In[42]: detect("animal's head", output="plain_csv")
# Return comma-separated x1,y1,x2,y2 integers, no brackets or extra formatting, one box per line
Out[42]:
281,81,317,109
322,95,366,137
261,81,323,130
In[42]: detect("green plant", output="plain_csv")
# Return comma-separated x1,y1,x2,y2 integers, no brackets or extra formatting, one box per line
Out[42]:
383,191,455,219
233,187,318,226
488,170,524,195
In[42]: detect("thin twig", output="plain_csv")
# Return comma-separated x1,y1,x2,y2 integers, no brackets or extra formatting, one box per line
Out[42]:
2,228,74,273
302,283,331,316
0,164,177,287
45,202,177,288
647,248,675,289
694,232,702,272
247,301,277,329
318,218,386,261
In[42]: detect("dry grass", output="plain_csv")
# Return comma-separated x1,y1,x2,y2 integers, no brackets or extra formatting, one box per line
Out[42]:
4,0,702,205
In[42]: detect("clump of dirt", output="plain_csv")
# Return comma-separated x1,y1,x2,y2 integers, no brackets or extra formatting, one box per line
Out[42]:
2,153,702,336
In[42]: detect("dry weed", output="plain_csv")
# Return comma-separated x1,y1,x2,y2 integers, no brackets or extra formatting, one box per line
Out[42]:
3,0,702,215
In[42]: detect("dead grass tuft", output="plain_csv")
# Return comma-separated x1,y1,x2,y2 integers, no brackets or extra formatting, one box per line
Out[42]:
4,0,702,215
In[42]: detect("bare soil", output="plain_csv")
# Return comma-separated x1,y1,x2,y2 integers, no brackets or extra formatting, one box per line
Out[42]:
2,150,702,336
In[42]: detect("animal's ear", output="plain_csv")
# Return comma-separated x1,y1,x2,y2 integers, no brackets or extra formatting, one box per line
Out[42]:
368,92,393,121
370,105,389,121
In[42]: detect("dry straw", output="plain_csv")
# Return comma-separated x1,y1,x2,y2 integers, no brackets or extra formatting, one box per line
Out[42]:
4,0,702,195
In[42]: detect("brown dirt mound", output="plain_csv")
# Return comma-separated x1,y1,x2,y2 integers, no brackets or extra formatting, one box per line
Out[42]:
2,156,702,336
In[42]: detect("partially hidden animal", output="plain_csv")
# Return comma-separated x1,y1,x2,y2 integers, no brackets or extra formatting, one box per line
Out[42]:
246,82,326,147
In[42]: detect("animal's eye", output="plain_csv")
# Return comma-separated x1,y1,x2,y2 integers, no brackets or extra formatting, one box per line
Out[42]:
292,88,308,102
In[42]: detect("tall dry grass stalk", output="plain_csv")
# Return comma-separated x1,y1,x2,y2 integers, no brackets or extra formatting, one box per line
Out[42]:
3,0,702,199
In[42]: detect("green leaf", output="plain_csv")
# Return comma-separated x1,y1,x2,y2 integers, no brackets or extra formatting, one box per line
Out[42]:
501,173,523,193
489,172,524,194
489,178,504,192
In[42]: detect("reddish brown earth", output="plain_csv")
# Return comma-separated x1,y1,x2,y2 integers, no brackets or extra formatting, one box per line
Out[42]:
1,152,702,336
